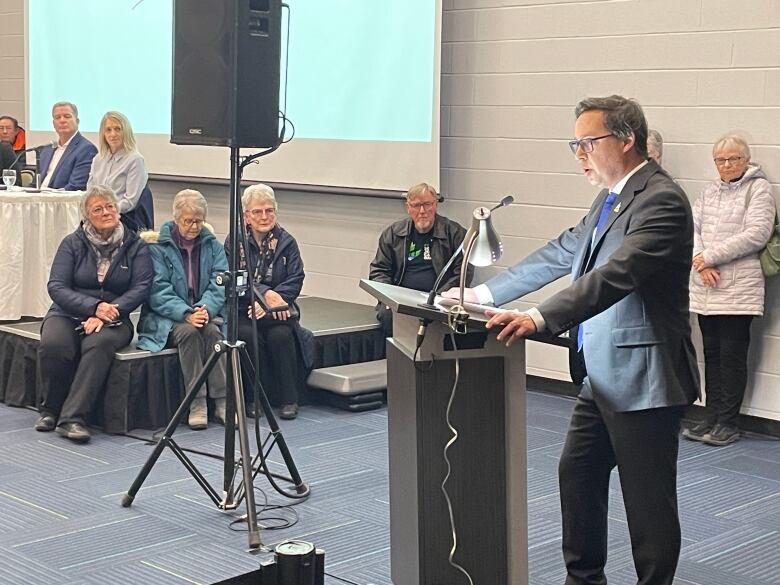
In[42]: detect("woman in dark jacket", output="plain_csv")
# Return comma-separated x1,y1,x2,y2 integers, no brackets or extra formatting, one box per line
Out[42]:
137,189,228,430
35,185,153,443
229,184,313,420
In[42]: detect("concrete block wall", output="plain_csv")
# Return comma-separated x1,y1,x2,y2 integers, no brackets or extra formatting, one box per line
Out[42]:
0,0,24,122
438,0,780,419
5,0,780,420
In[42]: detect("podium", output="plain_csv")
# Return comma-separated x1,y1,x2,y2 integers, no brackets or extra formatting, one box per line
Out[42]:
360,280,528,585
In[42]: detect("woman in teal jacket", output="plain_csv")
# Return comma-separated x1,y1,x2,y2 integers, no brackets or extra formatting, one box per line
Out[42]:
137,189,228,429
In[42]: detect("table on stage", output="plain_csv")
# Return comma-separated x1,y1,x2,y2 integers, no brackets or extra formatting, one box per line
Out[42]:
0,188,82,321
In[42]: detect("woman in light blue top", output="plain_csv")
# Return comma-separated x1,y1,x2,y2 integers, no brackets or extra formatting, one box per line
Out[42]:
87,111,149,228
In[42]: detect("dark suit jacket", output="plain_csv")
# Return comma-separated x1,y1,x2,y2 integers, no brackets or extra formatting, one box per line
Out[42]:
0,141,22,183
37,132,97,190
486,161,700,412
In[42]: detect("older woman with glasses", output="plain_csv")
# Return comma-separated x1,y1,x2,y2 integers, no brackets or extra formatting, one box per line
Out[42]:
228,183,313,420
35,185,153,443
685,134,776,446
137,189,228,430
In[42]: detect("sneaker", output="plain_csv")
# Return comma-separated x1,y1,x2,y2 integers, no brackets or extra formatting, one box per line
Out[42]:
682,420,713,442
34,413,57,432
705,423,740,446
189,398,208,430
55,422,91,443
279,403,299,420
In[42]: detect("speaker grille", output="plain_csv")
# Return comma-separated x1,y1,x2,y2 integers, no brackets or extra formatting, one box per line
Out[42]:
171,0,281,148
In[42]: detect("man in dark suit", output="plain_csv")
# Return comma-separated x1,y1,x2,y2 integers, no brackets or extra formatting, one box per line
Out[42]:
37,102,97,191
0,140,22,183
447,95,699,584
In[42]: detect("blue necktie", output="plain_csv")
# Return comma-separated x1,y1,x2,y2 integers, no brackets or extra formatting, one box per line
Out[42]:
578,191,618,350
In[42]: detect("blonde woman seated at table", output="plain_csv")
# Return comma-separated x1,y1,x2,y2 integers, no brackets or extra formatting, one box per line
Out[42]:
136,189,229,429
87,111,149,230
35,185,153,443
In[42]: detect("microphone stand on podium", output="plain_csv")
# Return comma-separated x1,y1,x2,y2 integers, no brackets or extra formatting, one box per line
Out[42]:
416,195,512,348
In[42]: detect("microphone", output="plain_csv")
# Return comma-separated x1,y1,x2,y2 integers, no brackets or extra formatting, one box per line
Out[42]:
415,195,514,349
11,140,58,169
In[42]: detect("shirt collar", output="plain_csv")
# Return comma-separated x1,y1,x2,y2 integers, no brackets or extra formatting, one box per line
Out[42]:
611,159,648,195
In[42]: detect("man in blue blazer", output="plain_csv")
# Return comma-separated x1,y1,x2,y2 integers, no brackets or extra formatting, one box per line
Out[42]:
37,102,97,191
447,96,699,584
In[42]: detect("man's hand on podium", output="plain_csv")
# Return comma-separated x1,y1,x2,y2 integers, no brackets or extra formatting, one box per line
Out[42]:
485,309,537,347
440,286,479,303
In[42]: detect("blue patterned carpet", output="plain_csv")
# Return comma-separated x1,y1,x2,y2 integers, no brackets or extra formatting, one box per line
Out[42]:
0,391,778,584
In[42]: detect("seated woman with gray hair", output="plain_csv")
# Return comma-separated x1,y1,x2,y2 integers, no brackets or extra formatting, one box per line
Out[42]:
137,189,229,430
35,185,153,443
227,183,313,420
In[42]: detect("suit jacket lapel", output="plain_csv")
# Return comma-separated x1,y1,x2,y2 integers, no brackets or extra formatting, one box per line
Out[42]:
574,188,609,277
51,133,80,185
579,162,660,273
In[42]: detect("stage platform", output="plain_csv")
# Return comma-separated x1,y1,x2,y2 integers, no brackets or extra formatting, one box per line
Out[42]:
0,297,385,433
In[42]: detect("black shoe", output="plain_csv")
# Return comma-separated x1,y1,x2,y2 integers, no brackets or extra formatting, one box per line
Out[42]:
279,403,299,420
55,422,91,443
34,414,57,432
705,424,740,446
682,420,714,442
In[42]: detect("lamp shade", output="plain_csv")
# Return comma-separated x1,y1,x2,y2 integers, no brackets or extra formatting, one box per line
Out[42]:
467,206,503,267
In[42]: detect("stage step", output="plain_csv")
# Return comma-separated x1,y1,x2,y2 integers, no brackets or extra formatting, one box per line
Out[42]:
307,360,387,411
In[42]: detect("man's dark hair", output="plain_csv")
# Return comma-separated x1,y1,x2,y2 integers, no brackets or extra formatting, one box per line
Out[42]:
0,115,19,129
575,95,648,158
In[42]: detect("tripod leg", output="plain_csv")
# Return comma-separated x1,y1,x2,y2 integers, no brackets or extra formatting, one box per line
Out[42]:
239,346,308,493
228,348,262,548
122,347,224,507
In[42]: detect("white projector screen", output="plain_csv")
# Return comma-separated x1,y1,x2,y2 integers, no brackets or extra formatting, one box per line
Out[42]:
25,0,441,192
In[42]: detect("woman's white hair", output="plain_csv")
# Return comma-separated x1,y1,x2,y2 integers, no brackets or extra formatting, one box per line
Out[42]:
173,189,208,219
80,184,118,221
242,183,277,211
713,133,751,159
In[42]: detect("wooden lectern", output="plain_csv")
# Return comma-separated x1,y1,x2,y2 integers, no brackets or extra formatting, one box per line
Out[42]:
360,280,528,585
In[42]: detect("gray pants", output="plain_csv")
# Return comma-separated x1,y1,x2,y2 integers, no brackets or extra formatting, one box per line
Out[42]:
168,322,226,400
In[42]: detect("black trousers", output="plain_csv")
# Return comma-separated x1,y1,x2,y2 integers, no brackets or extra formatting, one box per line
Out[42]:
559,397,684,585
38,315,133,425
697,314,753,427
237,313,300,406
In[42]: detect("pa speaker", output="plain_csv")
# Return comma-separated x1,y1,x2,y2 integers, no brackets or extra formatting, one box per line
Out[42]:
171,0,282,148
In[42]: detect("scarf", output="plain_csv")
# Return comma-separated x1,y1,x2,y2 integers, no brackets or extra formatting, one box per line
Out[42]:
84,221,125,283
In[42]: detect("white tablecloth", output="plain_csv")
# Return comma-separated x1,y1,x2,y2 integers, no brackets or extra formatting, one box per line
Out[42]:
0,189,82,320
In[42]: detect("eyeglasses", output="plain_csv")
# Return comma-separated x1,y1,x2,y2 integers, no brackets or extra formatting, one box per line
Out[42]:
181,218,205,227
247,208,276,217
89,203,117,215
568,133,614,154
407,201,436,211
713,156,745,166
0,126,14,132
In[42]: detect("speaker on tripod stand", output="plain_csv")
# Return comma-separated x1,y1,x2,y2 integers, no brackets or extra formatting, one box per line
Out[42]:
171,0,282,148
121,0,307,552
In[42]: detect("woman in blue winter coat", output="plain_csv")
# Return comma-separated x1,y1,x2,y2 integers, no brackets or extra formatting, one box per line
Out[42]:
228,183,313,420
137,189,228,430
35,185,153,443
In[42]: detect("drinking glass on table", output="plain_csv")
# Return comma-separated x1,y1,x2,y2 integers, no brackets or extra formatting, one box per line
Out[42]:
2,169,16,190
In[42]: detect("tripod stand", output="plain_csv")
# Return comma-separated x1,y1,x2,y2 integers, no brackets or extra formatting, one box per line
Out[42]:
121,146,309,549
